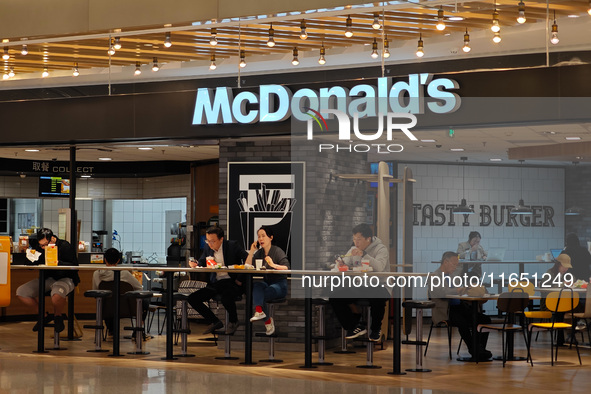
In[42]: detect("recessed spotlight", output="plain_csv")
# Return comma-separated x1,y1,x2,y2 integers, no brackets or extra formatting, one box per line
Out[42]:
576,156,584,160
420,139,436,143
25,149,40,152
489,158,502,162
448,16,465,21
565,137,581,140
450,148,465,152
138,147,154,150
567,14,580,18
81,174,92,178
98,157,112,161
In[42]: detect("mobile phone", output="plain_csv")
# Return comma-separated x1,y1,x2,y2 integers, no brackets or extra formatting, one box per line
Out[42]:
256,241,260,248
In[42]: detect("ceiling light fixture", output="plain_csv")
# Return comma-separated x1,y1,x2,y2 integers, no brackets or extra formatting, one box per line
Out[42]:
450,148,465,152
2,73,8,80
436,6,446,31
318,44,326,65
209,54,217,70
511,160,533,215
291,47,299,66
81,175,92,178
453,157,475,215
300,20,308,40
588,0,591,16
550,11,559,44
345,16,353,38
98,157,112,161
239,50,246,68
489,158,502,162
372,13,381,30
152,57,159,71
2,47,8,60
164,32,172,48
267,23,275,47
25,149,39,152
416,34,424,58
8,67,15,78
517,1,526,24
72,63,79,77
210,28,218,46
565,137,581,140
134,62,142,75
421,139,436,143
370,38,379,59
138,147,153,151
383,35,390,58
462,29,471,52
42,68,49,78
107,40,116,56
493,31,502,43
21,44,28,56
491,9,500,32
113,36,122,50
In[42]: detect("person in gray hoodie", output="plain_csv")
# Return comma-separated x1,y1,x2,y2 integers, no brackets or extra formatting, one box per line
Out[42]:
330,223,389,342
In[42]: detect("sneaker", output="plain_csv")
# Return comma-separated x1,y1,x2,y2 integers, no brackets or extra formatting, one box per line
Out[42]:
265,318,275,336
32,313,53,332
250,311,267,322
369,329,381,342
203,320,223,335
226,321,240,335
345,324,367,340
53,315,65,333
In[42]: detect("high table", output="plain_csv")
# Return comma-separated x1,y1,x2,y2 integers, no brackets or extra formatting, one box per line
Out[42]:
432,260,552,275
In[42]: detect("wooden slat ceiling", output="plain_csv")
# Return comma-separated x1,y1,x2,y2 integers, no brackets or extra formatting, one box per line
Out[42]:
1,0,589,76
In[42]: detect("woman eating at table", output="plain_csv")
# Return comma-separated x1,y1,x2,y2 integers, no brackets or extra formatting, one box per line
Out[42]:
457,231,487,277
246,226,290,335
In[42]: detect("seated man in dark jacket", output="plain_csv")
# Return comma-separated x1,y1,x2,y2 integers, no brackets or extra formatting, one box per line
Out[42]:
16,227,79,332
188,226,248,335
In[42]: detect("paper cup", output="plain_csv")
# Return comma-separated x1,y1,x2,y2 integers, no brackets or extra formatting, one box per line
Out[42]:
255,259,263,270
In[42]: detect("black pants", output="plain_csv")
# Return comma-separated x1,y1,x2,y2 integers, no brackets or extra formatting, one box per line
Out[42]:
329,297,387,332
187,279,243,324
449,302,491,354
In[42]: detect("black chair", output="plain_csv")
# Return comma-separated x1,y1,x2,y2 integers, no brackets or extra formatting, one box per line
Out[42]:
255,298,286,363
83,289,112,352
311,298,333,366
402,300,436,372
353,299,380,369
124,290,154,355
173,292,194,357
98,281,137,339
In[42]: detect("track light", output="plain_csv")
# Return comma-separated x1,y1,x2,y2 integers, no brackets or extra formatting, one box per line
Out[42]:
345,16,353,37
267,23,275,47
209,54,216,70
113,37,122,50
21,45,28,56
370,38,379,59
493,31,501,43
291,47,299,66
239,50,246,68
42,68,49,78
463,29,471,52
491,9,500,32
318,45,326,65
210,28,218,46
550,11,559,44
383,35,390,58
107,40,115,55
152,57,159,71
164,32,172,48
416,34,424,58
8,67,15,78
73,63,79,77
300,20,308,40
372,13,381,30
134,62,142,75
517,1,526,24
2,48,8,60
436,6,446,31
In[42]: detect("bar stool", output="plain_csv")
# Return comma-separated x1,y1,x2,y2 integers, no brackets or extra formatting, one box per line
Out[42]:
401,300,436,372
354,299,380,369
172,292,194,357
213,293,243,361
255,298,286,363
333,327,356,354
124,290,153,355
311,298,333,366
83,289,113,353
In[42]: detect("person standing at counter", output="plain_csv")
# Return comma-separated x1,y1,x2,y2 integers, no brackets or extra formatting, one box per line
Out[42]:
563,233,591,282
457,231,487,277
246,226,289,336
16,228,79,333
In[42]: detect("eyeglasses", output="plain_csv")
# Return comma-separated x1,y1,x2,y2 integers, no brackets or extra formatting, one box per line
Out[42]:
352,237,368,242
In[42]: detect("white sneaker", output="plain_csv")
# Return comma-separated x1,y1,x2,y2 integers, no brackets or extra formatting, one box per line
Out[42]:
250,311,267,322
265,317,275,336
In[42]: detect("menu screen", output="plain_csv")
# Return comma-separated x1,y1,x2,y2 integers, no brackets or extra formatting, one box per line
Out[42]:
39,176,70,197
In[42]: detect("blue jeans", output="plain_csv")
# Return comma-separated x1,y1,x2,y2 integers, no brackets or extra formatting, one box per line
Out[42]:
252,280,287,316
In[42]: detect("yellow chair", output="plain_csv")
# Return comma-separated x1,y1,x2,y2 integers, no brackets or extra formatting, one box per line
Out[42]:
527,289,581,366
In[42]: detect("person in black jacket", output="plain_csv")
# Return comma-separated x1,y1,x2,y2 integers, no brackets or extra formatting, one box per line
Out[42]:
187,226,248,335
563,233,591,282
16,228,79,332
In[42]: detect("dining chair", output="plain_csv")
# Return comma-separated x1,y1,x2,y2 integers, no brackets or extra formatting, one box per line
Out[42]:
509,281,550,342
572,286,591,344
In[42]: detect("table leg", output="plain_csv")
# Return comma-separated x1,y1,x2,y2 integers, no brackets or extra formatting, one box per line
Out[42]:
241,273,255,364
493,312,527,362
162,271,177,360
300,289,316,368
388,289,406,375
109,270,123,357
457,301,491,362
33,270,48,353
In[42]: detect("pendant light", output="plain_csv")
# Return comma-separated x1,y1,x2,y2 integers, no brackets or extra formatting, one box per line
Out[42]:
510,160,533,215
517,1,526,24
453,157,474,215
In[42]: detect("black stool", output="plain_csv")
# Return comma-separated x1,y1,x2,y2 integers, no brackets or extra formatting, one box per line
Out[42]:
124,290,153,355
311,298,333,366
255,298,286,363
173,293,194,357
402,300,435,372
354,299,380,369
83,289,113,353
213,293,243,361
